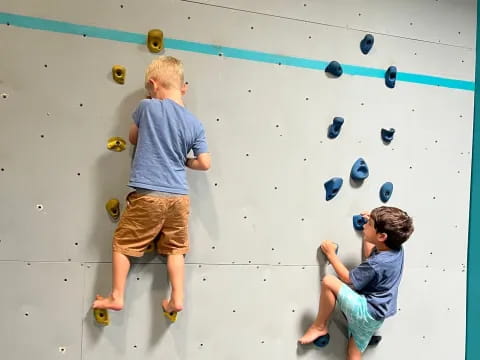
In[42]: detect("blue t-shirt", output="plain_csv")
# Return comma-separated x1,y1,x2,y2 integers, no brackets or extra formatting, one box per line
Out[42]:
128,98,208,194
349,247,404,320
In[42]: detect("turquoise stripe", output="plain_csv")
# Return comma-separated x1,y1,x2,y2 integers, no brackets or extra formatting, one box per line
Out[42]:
0,11,474,91
466,2,480,359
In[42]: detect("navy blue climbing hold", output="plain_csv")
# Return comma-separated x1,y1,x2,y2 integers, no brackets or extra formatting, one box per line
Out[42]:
368,335,382,346
353,215,368,230
381,128,395,143
313,333,330,347
328,117,344,139
325,61,343,77
324,177,343,201
385,66,397,88
360,34,374,54
350,158,369,181
380,182,393,203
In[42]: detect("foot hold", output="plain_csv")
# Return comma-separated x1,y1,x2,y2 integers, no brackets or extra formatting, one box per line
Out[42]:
327,117,344,139
93,308,110,326
381,128,395,143
385,66,397,88
325,61,343,78
324,177,343,201
360,34,374,55
313,333,330,347
380,182,393,203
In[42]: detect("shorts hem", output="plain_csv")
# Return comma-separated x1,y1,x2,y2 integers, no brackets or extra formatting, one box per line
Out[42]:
113,247,144,258
158,248,189,256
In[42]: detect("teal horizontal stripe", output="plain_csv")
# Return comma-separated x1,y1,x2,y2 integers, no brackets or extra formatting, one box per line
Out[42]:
0,11,474,91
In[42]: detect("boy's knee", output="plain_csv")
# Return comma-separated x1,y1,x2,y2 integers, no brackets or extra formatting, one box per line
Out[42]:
322,274,337,288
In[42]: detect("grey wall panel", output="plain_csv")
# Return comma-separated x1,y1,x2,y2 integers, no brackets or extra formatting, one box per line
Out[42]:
0,262,84,360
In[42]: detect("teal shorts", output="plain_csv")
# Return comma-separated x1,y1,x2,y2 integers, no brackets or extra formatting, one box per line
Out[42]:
337,284,384,352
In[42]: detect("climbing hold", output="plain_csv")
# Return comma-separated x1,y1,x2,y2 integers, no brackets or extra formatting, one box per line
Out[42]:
368,335,382,346
163,309,177,322
360,34,374,54
385,66,397,88
105,199,120,221
327,117,344,139
380,182,393,203
145,243,155,253
325,61,343,77
350,158,369,181
147,29,164,53
93,309,109,326
112,65,126,84
313,333,330,347
353,215,368,230
324,177,343,201
107,137,126,152
381,128,395,143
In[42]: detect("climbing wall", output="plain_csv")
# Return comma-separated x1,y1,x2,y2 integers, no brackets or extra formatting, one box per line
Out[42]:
0,0,475,359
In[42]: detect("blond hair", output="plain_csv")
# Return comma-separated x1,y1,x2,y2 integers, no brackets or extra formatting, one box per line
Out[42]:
145,56,184,90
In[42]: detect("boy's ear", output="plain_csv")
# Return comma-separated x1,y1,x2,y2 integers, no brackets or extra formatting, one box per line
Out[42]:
377,232,388,242
181,82,188,95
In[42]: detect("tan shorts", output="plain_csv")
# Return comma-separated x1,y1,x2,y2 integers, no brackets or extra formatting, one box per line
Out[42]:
112,191,190,257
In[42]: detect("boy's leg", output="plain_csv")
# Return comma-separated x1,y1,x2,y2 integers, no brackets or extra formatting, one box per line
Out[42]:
162,254,185,313
299,274,344,344
92,251,131,310
347,336,362,360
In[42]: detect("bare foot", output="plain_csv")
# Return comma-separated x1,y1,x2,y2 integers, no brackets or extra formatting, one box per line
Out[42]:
92,294,124,311
298,324,328,345
162,298,183,313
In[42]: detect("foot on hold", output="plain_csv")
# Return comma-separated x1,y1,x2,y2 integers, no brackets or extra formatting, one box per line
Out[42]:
381,128,395,143
105,199,120,221
107,137,127,152
380,182,393,203
299,325,329,345
93,308,110,326
325,61,343,77
360,34,374,54
92,294,124,311
368,335,382,346
324,177,343,201
328,117,344,139
385,66,397,88
162,299,182,323
147,29,164,53
353,214,368,230
350,158,369,181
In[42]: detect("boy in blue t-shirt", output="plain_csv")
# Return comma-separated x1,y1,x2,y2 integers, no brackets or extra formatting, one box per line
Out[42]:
93,56,210,320
299,206,414,359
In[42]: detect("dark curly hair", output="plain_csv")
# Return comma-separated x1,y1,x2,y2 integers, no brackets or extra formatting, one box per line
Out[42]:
370,206,414,250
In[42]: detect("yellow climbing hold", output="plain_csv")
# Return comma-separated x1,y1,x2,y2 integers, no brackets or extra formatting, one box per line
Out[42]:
147,29,164,53
107,137,126,152
112,65,126,84
105,199,120,221
93,308,109,326
163,310,177,323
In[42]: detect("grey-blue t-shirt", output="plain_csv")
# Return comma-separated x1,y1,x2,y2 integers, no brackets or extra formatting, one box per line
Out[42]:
349,247,404,320
128,98,208,194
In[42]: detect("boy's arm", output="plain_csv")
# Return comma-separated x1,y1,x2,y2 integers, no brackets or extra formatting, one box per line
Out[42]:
129,124,138,145
322,241,351,284
186,153,211,171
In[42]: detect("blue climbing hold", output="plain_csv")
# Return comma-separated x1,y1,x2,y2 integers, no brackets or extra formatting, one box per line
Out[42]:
385,66,397,88
381,128,395,143
360,34,374,54
313,333,330,347
328,117,344,139
380,182,393,203
324,177,343,201
325,61,343,77
353,215,368,230
350,158,369,181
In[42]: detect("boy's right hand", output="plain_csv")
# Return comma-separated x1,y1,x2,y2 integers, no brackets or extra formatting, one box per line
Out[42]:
320,240,338,258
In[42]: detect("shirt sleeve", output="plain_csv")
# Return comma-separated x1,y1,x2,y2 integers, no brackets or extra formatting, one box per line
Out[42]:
192,123,209,156
349,261,377,291
132,99,150,126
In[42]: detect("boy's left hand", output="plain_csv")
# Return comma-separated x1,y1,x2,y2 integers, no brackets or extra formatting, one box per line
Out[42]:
321,240,338,258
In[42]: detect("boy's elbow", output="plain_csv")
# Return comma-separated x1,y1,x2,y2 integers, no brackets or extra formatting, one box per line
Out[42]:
197,154,211,171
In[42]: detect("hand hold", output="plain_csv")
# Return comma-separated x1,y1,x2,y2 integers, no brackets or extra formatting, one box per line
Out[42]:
325,61,343,77
360,34,374,54
112,65,126,84
385,66,397,88
324,177,343,201
353,215,368,230
350,158,369,181
107,137,127,152
147,29,164,53
105,199,120,221
328,117,344,139
380,182,393,203
381,128,395,143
